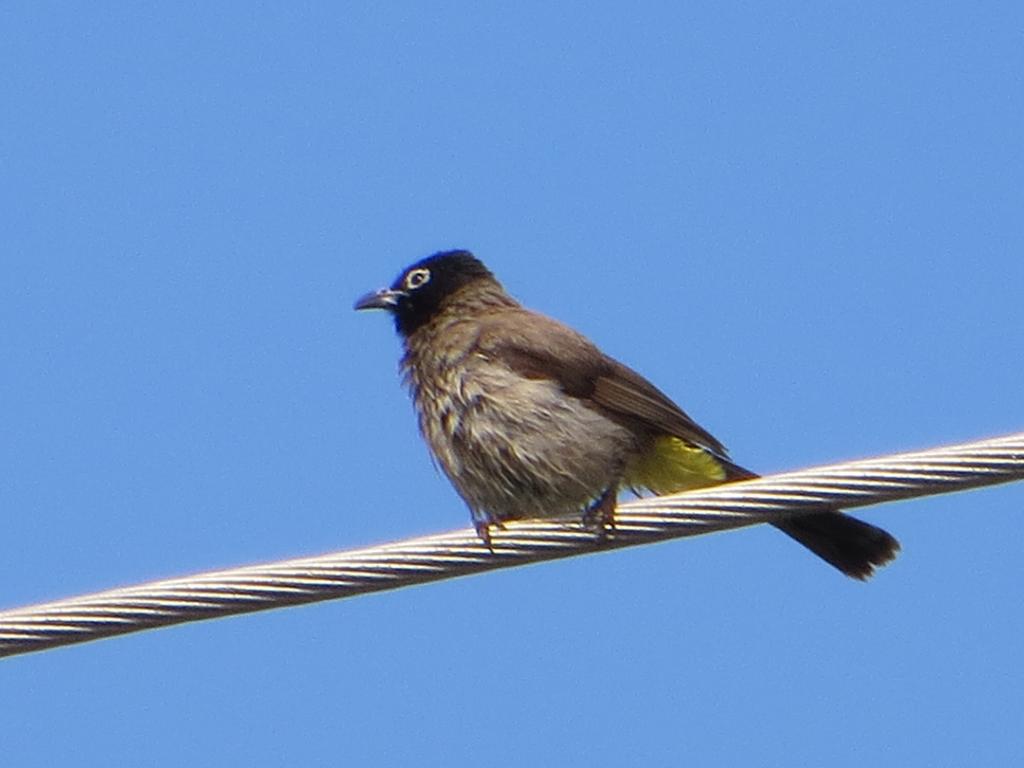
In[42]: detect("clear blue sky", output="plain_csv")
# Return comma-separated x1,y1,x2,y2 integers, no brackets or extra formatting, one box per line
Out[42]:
3,3,1022,765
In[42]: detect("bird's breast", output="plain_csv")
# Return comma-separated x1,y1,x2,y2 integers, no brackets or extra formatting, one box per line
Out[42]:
402,344,639,521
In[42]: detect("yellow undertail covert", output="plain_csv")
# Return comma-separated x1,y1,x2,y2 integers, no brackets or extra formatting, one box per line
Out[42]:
625,435,728,496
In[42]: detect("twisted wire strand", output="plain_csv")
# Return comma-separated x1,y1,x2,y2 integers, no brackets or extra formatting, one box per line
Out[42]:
2,432,1022,659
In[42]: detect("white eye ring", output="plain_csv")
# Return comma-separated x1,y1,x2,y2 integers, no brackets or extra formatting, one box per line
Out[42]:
405,268,431,289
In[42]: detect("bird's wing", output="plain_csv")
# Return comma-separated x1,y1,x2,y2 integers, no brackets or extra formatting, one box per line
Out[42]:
473,310,729,457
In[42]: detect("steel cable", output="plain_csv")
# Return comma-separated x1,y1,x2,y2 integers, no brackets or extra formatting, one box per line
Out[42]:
1,432,1021,658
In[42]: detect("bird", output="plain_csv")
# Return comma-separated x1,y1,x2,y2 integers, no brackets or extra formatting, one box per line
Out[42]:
355,250,900,579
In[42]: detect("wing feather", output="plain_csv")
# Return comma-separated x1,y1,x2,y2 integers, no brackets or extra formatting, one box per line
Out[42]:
473,310,729,457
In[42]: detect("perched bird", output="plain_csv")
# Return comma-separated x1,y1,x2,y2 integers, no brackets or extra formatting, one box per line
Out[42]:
355,250,900,579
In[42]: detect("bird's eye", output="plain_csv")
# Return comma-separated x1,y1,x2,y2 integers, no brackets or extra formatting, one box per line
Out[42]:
405,268,431,289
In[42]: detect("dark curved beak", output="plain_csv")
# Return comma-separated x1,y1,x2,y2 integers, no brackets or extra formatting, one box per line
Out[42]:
354,288,405,311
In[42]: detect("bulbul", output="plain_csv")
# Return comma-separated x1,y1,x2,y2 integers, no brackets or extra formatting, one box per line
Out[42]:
355,250,899,579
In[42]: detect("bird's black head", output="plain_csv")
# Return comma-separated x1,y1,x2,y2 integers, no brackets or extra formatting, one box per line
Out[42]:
354,250,496,336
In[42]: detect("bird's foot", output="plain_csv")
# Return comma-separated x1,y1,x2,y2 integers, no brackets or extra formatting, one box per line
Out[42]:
474,519,504,552
582,487,617,543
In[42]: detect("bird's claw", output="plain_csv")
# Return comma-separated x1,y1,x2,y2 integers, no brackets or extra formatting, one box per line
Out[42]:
582,487,617,543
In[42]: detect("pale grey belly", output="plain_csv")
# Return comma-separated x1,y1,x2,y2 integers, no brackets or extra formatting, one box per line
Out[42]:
415,364,637,523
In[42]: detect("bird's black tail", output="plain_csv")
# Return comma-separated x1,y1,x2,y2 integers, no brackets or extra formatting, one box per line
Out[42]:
721,459,900,579
771,513,900,580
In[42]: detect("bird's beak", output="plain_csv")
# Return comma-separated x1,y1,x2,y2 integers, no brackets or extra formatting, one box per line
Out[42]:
354,288,405,311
